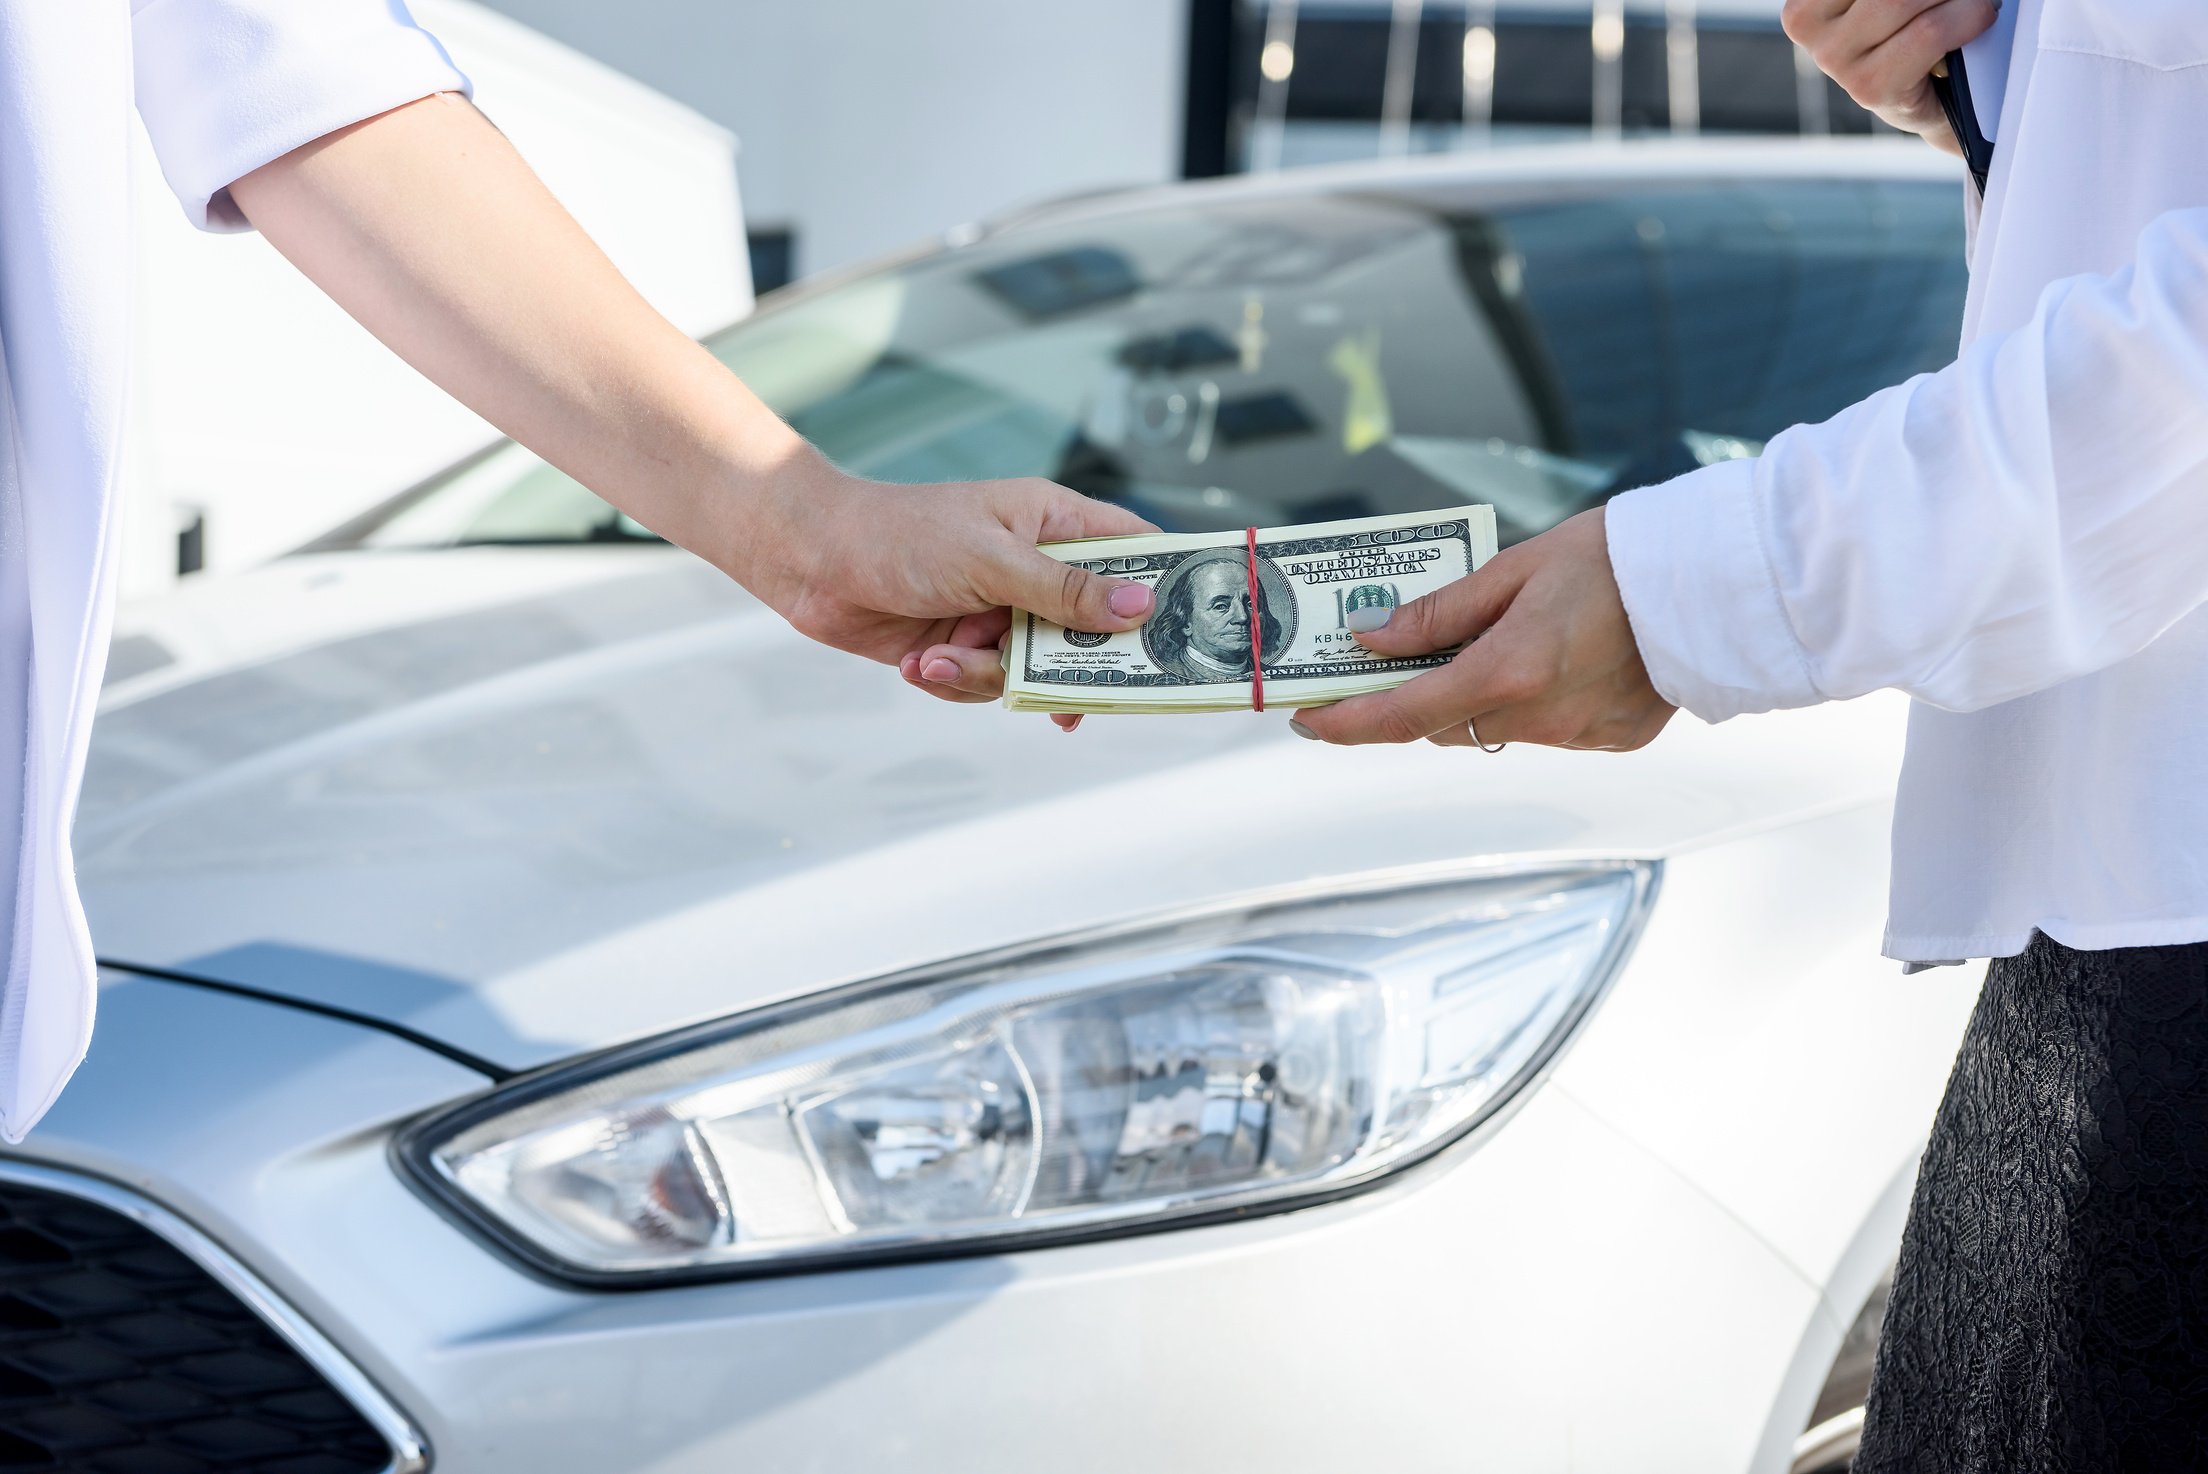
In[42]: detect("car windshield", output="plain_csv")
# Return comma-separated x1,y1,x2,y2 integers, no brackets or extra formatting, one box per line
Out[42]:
329,173,1965,551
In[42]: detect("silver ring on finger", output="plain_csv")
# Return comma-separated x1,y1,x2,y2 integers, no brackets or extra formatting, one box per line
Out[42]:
1468,717,1507,755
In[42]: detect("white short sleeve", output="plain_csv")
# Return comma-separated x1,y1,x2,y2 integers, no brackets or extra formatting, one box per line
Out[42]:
131,0,472,232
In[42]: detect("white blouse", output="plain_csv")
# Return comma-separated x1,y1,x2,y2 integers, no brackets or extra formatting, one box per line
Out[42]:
1606,0,2208,963
0,0,466,1139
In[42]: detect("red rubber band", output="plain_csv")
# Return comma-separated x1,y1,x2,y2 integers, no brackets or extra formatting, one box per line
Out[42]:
1245,525,1264,713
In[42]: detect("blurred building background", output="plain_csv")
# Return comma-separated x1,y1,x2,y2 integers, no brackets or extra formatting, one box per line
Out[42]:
122,0,1882,601
124,0,750,597
1201,0,1879,174
472,0,1190,285
479,0,1878,287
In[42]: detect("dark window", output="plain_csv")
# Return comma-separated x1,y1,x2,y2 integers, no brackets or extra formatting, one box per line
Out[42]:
1697,21,1868,134
747,227,796,296
1198,1,1880,173
1184,0,1238,177
1488,19,1602,128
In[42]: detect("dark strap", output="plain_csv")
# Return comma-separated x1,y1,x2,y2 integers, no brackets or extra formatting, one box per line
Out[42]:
1931,51,1994,196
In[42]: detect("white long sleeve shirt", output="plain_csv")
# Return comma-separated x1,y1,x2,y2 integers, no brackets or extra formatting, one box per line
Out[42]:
0,1,467,1139
1607,0,2208,963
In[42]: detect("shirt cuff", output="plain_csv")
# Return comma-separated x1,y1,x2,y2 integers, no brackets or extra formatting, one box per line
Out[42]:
133,0,472,232
1603,458,1823,722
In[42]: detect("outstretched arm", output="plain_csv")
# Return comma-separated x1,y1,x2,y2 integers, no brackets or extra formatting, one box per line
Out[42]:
228,93,1154,665
1298,204,2208,748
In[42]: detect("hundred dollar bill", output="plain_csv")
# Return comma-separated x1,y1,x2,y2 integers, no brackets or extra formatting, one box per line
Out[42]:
1003,505,1497,714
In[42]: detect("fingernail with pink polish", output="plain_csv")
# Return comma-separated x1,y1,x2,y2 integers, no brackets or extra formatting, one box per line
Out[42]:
922,657,960,683
1344,607,1392,634
1107,584,1153,619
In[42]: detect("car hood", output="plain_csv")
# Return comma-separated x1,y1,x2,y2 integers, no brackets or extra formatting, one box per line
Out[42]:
81,548,1907,1071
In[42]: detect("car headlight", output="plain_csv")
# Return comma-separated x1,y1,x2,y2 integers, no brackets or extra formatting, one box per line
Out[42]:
399,863,1656,1284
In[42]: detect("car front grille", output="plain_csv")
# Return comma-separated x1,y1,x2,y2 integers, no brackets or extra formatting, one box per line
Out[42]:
0,1178,399,1473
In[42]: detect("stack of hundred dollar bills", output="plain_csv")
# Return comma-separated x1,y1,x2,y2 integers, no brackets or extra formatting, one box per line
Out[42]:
1003,505,1497,714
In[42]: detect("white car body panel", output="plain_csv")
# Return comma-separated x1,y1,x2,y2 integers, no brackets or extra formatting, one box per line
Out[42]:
17,970,1879,1474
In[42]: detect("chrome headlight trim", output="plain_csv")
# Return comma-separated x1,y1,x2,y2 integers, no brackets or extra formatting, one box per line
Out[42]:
395,859,1659,1289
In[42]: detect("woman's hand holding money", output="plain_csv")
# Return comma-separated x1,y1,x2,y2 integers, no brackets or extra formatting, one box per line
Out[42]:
737,461,1159,681
1289,509,1676,752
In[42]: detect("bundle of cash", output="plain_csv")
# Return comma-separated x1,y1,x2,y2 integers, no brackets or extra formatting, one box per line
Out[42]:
1003,505,1497,714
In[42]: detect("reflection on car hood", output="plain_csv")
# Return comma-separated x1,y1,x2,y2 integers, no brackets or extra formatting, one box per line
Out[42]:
81,549,1906,1070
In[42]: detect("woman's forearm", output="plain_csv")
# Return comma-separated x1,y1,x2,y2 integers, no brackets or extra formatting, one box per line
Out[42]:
229,90,1158,675
228,92,816,581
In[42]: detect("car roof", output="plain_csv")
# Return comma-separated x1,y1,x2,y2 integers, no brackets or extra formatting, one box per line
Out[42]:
740,137,1962,330
984,137,1959,238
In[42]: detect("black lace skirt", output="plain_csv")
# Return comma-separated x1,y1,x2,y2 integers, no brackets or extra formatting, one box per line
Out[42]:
1854,933,2208,1472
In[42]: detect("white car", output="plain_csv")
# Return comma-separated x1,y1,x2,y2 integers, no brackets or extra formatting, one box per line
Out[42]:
10,140,1979,1474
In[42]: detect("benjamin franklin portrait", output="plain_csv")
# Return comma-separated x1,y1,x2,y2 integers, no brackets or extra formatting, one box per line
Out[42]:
1143,547,1296,684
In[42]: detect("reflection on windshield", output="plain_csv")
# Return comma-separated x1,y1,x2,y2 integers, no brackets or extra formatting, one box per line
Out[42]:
336,176,1963,553
360,446,658,547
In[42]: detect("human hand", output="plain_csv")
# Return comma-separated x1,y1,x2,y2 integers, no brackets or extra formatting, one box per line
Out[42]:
738,462,1156,699
1287,508,1676,751
1781,0,1997,155
898,600,1089,730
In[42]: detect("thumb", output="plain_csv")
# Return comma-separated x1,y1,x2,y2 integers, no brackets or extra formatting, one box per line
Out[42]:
1353,555,1527,657
987,544,1155,634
